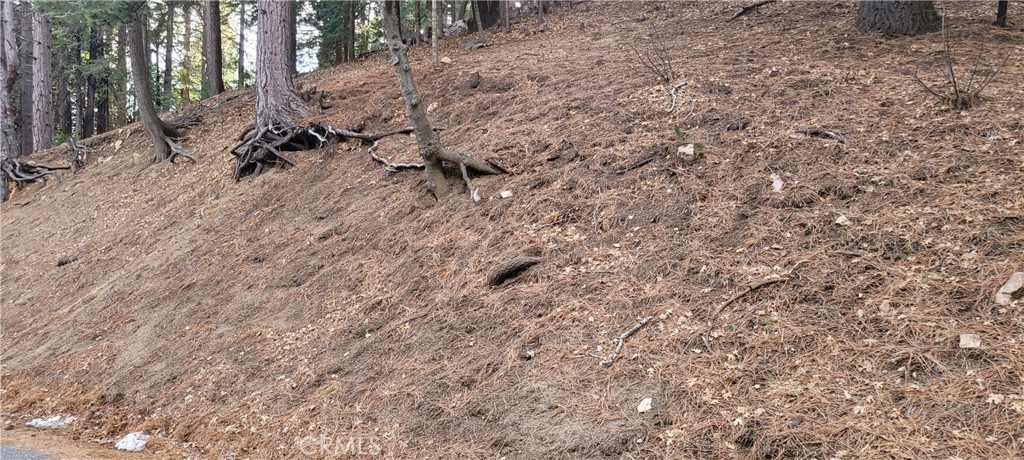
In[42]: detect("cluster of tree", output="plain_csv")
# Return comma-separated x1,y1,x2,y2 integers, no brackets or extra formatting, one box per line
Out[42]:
0,0,1013,202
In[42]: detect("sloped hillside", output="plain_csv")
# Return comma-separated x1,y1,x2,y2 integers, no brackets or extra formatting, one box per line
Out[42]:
3,2,1023,458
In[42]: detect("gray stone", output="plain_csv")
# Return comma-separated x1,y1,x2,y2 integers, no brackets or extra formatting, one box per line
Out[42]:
995,272,1024,306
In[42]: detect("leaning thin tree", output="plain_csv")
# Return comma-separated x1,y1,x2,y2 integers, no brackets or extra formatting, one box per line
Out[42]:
126,1,194,164
381,0,500,200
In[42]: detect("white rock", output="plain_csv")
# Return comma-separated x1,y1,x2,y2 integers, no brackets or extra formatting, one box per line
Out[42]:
440,56,452,65
995,272,1023,306
959,334,981,349
770,173,785,192
26,415,75,429
115,432,151,452
427,102,439,113
835,215,852,226
637,397,653,413
677,144,695,156
499,190,513,199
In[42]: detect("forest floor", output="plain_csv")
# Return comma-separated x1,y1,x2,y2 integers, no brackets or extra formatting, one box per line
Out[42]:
2,1,1023,458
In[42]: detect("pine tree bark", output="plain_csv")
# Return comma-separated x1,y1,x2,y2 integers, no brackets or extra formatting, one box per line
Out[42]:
473,0,484,41
73,28,84,138
182,4,193,105
286,0,296,75
414,1,422,45
347,1,356,62
115,26,127,127
55,43,72,137
96,26,110,135
203,0,224,96
84,26,102,138
1,0,19,162
31,4,53,152
16,0,31,155
431,0,439,67
127,4,192,164
164,1,175,108
856,0,939,36
237,0,245,87
382,0,499,200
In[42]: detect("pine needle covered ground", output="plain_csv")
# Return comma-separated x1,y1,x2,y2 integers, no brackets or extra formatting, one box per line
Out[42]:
2,2,1022,458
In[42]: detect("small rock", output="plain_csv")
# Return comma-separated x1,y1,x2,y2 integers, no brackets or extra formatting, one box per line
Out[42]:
115,432,151,452
499,190,513,199
835,215,852,226
427,102,438,114
56,255,78,267
959,334,981,349
637,397,653,413
114,139,123,152
770,173,785,192
677,144,701,165
995,272,1024,306
467,71,481,89
440,56,452,65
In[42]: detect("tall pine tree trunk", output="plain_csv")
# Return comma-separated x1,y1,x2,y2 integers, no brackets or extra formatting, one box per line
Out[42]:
347,1,356,62
203,0,224,96
182,4,192,105
16,0,31,156
286,0,296,75
73,28,84,138
237,0,245,87
856,0,939,36
127,4,191,164
54,40,72,138
96,26,110,134
1,0,19,161
473,0,484,42
230,0,307,179
84,26,101,138
164,1,174,109
414,1,422,44
432,0,439,67
31,4,53,152
115,27,127,127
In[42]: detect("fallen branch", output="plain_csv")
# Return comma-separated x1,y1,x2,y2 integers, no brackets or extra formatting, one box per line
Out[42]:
730,0,776,21
487,256,544,287
800,128,848,145
701,260,808,351
615,156,656,174
575,316,655,367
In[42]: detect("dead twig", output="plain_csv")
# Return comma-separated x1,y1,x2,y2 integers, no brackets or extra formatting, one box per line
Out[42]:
702,260,808,351
800,128,848,145
730,0,776,21
630,45,677,84
668,81,687,113
575,315,655,367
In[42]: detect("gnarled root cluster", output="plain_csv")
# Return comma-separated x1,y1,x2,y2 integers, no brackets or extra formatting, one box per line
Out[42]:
1,157,69,202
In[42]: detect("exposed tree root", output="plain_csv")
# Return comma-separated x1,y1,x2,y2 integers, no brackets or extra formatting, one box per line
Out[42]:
230,120,421,180
63,138,90,172
1,157,69,202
